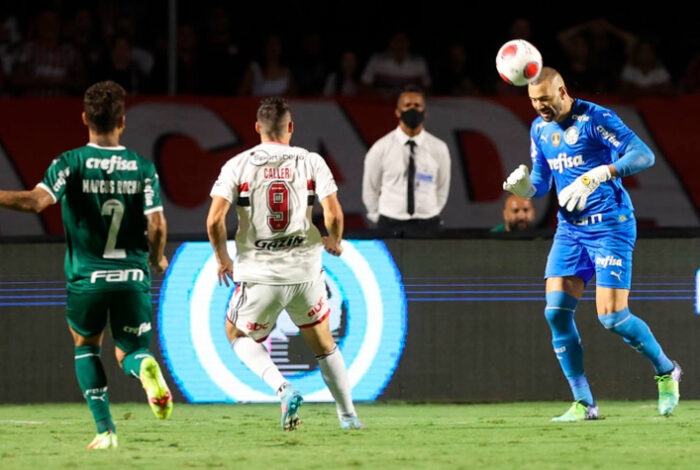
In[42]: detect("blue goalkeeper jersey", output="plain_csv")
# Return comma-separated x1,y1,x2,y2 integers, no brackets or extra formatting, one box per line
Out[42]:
529,99,636,225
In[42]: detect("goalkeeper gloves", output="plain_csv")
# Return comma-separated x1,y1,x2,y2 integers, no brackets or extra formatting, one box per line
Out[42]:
503,164,536,198
558,165,612,212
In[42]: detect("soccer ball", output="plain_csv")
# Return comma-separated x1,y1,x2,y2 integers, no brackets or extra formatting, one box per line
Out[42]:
496,39,543,86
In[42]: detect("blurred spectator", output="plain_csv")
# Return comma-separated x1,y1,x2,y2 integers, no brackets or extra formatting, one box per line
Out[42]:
558,34,597,93
491,195,535,232
294,32,328,95
238,34,295,96
433,44,479,96
510,17,533,41
0,15,22,79
174,25,200,94
681,52,700,93
0,61,5,95
95,36,146,94
65,8,105,84
361,33,431,98
199,7,244,95
150,24,201,94
114,17,154,80
11,9,85,96
323,50,360,96
620,40,674,97
557,18,637,93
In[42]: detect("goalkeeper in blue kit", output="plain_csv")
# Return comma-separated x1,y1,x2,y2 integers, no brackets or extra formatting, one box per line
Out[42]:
503,67,680,421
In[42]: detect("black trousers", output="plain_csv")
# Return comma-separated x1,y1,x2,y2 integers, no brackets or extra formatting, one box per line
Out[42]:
377,215,442,238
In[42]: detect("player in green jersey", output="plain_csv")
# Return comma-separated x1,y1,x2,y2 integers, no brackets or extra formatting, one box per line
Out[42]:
0,81,173,449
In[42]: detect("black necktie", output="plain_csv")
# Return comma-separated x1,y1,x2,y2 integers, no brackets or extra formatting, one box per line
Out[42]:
406,140,416,216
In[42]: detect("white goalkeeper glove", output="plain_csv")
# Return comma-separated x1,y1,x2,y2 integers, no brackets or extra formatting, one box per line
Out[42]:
503,164,536,198
558,165,612,212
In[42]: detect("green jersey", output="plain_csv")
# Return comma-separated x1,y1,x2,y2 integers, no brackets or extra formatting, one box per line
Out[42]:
39,143,163,293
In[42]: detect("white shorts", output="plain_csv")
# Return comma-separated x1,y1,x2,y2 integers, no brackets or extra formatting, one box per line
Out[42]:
226,271,330,342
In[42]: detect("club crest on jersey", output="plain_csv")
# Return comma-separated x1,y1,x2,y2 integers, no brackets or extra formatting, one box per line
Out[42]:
552,133,561,147
547,153,585,173
564,126,579,145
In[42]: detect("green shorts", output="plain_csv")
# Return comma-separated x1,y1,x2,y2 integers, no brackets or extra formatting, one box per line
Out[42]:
66,289,154,352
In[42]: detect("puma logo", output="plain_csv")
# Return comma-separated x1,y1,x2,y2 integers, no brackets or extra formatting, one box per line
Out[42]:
610,271,622,281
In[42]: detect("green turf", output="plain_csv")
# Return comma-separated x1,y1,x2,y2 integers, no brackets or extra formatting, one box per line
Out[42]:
1,401,700,469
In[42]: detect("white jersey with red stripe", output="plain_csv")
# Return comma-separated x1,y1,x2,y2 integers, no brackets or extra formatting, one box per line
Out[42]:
210,141,338,284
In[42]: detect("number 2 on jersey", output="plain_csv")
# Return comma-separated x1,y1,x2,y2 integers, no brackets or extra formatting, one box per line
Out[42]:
102,199,126,259
267,181,290,231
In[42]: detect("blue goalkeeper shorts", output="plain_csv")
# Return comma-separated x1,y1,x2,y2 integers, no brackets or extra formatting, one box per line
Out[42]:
545,216,636,289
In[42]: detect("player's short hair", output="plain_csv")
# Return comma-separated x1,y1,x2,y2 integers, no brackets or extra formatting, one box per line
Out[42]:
256,97,291,139
397,84,425,105
83,81,126,134
530,66,562,86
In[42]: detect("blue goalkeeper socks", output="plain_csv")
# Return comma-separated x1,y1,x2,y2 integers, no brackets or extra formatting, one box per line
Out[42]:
598,308,674,375
545,291,594,405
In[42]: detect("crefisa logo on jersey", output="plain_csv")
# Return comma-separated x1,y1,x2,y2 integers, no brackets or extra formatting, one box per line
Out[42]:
158,240,407,402
86,155,138,174
547,153,585,173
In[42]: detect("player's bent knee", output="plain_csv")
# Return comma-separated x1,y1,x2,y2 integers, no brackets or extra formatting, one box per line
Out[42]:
544,292,578,324
225,319,247,343
114,347,127,366
71,332,103,347
307,337,337,357
598,308,630,332
596,304,617,316
315,343,339,359
544,291,580,343
544,308,565,324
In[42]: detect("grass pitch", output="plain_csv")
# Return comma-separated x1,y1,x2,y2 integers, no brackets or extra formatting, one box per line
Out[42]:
1,401,700,469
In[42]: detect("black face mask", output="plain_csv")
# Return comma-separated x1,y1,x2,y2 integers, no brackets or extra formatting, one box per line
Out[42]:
400,109,425,130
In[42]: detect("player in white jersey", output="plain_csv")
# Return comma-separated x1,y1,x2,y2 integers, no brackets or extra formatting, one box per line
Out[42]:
207,97,362,431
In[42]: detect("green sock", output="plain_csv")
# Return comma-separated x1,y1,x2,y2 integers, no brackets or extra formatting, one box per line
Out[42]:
74,345,115,434
121,349,155,379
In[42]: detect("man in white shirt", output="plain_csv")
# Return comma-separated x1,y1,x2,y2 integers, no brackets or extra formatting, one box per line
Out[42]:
207,97,363,431
362,85,451,236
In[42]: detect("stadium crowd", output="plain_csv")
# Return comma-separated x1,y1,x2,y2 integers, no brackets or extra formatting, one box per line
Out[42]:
1,4,699,98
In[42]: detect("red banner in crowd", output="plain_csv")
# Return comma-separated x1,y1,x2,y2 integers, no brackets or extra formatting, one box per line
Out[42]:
0,95,698,235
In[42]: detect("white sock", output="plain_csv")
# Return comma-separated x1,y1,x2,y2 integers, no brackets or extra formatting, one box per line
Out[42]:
317,346,356,417
232,337,287,394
